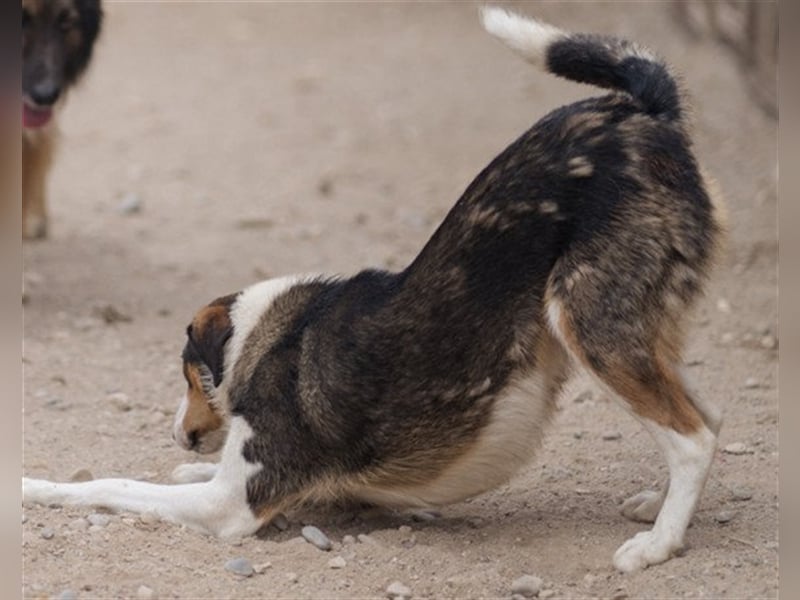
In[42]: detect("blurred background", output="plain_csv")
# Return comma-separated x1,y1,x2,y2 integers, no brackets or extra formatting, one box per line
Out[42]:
22,3,777,599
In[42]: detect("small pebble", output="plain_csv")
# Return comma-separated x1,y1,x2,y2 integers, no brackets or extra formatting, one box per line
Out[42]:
357,533,380,545
56,590,78,600
342,534,356,545
136,585,155,600
87,513,111,527
760,335,778,349
271,513,289,531
139,511,159,525
69,468,94,482
540,591,556,599
720,332,735,345
328,556,347,569
40,527,55,539
410,509,440,522
301,525,332,551
224,557,254,577
602,432,622,441
88,525,105,534
723,442,754,455
118,192,142,214
253,562,272,574
286,572,299,583
95,304,133,324
108,392,132,412
386,580,412,599
744,378,760,389
511,575,543,598
731,487,754,501
716,298,731,313
68,518,89,531
715,510,736,524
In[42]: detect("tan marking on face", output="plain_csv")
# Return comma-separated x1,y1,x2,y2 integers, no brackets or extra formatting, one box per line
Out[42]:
182,364,224,438
192,303,233,342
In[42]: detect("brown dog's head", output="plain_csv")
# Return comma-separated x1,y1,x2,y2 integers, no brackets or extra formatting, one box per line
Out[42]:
22,0,102,128
172,294,237,454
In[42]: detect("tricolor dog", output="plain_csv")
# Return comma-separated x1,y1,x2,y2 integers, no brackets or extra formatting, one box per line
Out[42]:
23,8,725,572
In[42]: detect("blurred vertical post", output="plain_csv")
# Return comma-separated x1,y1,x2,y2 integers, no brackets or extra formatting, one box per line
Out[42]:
0,0,23,598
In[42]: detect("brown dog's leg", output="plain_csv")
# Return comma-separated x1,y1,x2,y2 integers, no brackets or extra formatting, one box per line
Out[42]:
22,129,55,239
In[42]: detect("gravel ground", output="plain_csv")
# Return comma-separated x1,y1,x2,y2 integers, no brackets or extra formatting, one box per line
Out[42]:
23,3,777,599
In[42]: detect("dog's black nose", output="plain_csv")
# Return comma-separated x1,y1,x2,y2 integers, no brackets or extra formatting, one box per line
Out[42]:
29,82,61,106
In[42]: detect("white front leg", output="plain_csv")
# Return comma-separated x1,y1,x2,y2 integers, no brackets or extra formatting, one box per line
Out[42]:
23,417,264,539
23,477,259,538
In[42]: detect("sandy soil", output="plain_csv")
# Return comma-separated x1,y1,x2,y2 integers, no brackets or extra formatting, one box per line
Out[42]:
22,3,778,599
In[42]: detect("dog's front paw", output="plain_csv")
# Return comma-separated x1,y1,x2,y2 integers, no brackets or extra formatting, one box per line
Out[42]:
613,529,682,572
23,215,48,240
23,477,55,505
171,463,218,484
621,489,664,523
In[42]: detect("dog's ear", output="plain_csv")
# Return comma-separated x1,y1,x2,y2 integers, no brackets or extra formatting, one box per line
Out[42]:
185,294,237,386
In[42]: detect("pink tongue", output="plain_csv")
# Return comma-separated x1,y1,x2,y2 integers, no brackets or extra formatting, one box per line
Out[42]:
23,104,53,128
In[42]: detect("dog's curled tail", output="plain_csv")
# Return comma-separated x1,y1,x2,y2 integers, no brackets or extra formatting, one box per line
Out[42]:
480,6,683,122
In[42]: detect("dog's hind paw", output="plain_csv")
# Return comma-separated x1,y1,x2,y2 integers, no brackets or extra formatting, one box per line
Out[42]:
613,529,683,572
621,489,665,523
170,463,218,484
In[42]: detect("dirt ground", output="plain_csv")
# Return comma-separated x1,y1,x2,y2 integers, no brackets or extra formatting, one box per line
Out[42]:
22,3,778,599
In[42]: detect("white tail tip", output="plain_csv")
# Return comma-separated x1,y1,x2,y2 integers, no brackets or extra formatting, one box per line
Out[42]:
479,5,566,68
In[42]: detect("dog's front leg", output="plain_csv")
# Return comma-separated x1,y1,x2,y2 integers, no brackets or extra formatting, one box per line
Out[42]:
22,476,262,539
23,417,269,539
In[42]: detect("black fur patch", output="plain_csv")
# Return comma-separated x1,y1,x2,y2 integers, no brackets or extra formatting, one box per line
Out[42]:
547,35,681,121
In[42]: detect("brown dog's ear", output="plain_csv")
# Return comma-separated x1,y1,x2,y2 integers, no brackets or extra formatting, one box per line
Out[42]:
185,294,237,386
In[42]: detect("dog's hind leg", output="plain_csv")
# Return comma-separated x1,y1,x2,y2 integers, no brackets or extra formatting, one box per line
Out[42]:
546,285,720,571
23,417,270,538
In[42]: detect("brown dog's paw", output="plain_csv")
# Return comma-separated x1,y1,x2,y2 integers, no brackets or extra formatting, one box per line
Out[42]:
23,214,48,240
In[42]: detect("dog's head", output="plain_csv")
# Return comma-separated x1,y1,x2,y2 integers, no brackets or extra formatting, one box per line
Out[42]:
173,294,237,454
22,0,102,128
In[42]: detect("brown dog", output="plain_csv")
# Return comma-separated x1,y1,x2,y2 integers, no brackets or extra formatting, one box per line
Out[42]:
24,7,726,572
22,0,102,239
